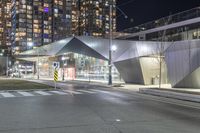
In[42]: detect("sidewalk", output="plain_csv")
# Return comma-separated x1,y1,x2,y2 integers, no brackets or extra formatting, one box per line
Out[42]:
20,77,200,103
139,87,200,103
63,80,200,103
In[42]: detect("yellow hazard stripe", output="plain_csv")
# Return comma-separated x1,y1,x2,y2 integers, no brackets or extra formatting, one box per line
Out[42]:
54,70,58,81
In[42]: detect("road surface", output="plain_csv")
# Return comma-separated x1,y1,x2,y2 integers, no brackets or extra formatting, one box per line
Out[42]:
0,80,200,133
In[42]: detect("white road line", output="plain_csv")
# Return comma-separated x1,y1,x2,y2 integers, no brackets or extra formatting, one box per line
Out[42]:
18,92,34,97
0,93,15,98
50,91,68,95
34,91,52,96
77,90,96,94
63,90,83,94
91,89,110,94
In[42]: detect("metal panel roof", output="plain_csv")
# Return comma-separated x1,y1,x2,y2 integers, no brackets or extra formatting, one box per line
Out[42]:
18,36,170,62
19,37,74,56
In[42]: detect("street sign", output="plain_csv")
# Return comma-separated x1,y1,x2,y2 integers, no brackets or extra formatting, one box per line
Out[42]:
53,62,60,69
54,70,58,82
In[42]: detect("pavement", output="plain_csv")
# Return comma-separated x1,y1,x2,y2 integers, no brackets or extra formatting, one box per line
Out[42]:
5,77,200,102
58,79,200,102
24,78,200,103
1,79,200,132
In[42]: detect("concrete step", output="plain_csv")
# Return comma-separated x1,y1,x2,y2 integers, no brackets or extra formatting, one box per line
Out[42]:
139,88,200,103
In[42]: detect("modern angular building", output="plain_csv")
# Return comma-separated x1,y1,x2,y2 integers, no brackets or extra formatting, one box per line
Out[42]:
18,35,200,89
114,6,200,88
18,36,169,85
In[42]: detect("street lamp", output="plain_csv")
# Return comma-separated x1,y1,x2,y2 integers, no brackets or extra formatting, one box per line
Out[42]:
108,5,128,85
61,56,69,81
116,6,128,19
111,45,117,52
28,42,41,79
61,56,65,81
28,42,40,80
1,48,11,77
108,5,113,85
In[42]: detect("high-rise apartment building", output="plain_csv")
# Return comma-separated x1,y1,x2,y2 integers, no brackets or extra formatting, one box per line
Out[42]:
11,0,72,54
0,0,116,55
0,0,12,56
71,0,79,35
78,0,116,37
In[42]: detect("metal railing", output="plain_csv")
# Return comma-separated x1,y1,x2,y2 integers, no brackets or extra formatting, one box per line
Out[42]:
123,7,200,33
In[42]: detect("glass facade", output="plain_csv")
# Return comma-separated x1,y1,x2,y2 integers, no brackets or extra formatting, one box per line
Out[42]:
74,53,120,81
35,53,122,82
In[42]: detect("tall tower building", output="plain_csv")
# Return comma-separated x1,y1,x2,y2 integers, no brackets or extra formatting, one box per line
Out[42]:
0,0,116,55
71,0,79,35
11,0,72,54
0,0,12,56
78,0,116,37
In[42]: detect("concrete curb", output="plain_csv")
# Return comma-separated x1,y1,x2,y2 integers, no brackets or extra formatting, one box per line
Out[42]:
59,80,118,88
139,88,200,103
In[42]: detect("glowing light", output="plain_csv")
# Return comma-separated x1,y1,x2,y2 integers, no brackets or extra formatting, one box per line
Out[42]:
44,7,49,13
27,42,33,47
111,45,117,52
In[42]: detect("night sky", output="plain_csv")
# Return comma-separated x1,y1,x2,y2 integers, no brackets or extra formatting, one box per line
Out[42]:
117,0,200,31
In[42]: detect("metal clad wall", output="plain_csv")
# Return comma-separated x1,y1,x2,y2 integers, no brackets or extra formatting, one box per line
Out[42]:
165,39,200,87
114,58,144,84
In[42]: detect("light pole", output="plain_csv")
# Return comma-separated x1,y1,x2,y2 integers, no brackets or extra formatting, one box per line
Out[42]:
37,48,40,80
62,56,65,81
0,48,11,77
61,56,69,81
27,42,40,79
6,55,9,77
1,48,11,77
108,5,128,85
35,45,47,80
108,5,113,85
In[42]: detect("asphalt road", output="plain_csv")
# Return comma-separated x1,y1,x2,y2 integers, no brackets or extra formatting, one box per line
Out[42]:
0,80,200,133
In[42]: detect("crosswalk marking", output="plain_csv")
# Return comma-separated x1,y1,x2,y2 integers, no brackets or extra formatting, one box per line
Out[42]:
50,91,68,95
34,91,52,96
0,89,102,99
90,89,110,94
77,90,96,94
18,92,34,97
0,92,15,98
63,90,83,94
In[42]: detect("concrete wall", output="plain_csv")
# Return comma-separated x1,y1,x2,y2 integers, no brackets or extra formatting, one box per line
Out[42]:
140,57,168,85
